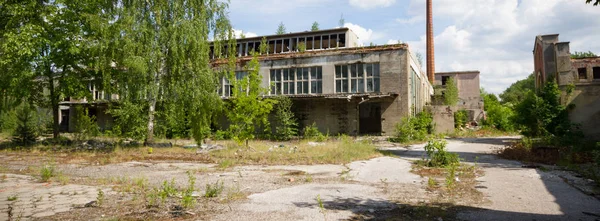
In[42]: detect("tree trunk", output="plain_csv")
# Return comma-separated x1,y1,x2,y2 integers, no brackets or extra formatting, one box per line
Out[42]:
146,96,156,144
145,66,162,144
48,76,60,139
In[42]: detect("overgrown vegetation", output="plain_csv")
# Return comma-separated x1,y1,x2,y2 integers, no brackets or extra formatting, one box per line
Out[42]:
443,77,459,106
392,111,434,143
12,104,38,146
424,140,459,167
303,123,327,142
272,96,298,141
571,51,597,58
481,91,515,131
73,106,100,142
453,110,468,129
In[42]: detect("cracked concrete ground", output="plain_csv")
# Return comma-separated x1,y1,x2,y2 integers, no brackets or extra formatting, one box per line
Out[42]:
1,137,599,220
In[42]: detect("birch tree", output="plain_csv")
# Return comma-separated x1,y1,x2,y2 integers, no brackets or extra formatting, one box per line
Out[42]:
111,0,230,144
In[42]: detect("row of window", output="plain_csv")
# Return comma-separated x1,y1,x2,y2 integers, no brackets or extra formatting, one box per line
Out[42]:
270,67,323,95
210,32,348,58
335,63,380,93
577,67,600,80
218,63,381,97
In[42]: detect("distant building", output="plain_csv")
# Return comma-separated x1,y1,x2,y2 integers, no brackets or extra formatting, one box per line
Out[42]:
534,34,600,140
212,28,433,136
433,71,484,121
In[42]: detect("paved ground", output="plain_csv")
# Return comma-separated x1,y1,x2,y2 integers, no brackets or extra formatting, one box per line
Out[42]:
1,137,599,220
385,137,600,221
0,174,110,221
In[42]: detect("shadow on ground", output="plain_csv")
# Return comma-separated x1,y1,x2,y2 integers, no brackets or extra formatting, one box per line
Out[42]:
322,137,600,221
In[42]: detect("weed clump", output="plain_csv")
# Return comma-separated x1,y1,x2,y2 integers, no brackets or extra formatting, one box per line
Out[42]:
392,111,433,143
40,164,56,182
303,122,327,142
205,180,224,198
424,140,459,167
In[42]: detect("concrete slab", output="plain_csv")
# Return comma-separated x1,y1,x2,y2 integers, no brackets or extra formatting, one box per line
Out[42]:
347,157,422,184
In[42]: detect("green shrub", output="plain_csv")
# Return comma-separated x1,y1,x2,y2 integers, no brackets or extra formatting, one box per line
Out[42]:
73,106,100,142
40,164,56,182
272,96,298,141
444,77,459,106
424,140,459,167
205,180,224,198
454,110,468,129
303,122,327,142
12,104,37,146
0,109,17,133
393,111,433,143
213,130,231,140
107,101,148,140
482,93,515,131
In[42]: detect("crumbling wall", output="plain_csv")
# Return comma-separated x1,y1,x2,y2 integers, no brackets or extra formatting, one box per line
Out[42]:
431,105,455,134
565,84,600,141
292,99,357,135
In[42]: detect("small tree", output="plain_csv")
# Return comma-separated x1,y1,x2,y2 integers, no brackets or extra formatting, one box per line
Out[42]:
72,106,99,142
272,96,298,141
444,77,459,106
276,22,286,35
339,14,345,27
311,22,320,31
227,52,275,147
12,104,37,146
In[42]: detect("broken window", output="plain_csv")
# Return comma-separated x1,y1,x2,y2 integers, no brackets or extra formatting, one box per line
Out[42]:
336,65,349,93
296,67,309,94
330,34,338,48
314,36,322,50
268,40,275,54
283,39,290,52
282,69,295,94
270,69,282,95
338,34,346,48
306,37,314,50
594,67,600,80
311,67,323,94
276,39,283,53
366,63,380,92
350,64,364,93
219,77,233,97
578,68,587,80
442,76,450,85
322,35,329,49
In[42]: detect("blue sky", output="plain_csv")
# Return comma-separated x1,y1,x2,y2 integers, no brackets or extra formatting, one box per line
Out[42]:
227,0,600,94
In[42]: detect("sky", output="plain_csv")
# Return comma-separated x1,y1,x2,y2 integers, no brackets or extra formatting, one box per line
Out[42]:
227,0,600,94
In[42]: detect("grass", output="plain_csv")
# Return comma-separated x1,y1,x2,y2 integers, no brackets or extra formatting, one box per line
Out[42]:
205,180,224,198
412,161,483,203
0,136,382,166
7,195,17,201
448,126,519,138
40,163,56,182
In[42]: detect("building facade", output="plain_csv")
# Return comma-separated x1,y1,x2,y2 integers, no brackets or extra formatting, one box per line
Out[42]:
534,34,600,140
213,28,433,135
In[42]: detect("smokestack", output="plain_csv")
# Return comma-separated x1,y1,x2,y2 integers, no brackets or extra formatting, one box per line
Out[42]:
426,0,435,84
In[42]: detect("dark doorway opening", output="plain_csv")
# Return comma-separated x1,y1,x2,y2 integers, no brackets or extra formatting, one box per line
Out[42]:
59,109,69,132
359,103,382,135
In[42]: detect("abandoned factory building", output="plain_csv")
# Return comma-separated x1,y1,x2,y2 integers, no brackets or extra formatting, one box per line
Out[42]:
213,28,433,135
534,34,600,140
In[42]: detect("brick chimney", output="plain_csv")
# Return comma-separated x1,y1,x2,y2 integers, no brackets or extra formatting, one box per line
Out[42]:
426,0,435,84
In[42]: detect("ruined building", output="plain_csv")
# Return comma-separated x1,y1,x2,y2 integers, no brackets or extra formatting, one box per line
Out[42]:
212,28,433,135
534,34,600,140
57,28,433,136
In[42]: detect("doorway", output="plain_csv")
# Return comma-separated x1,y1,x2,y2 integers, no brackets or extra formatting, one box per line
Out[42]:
359,103,382,135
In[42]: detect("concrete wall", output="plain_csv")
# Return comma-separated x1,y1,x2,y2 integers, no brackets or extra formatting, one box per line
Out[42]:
434,71,482,109
219,46,432,135
431,106,455,134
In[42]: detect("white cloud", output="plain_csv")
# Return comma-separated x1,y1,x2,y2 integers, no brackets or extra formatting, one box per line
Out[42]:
344,23,384,46
233,29,257,39
404,0,600,94
387,39,403,45
349,0,395,9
